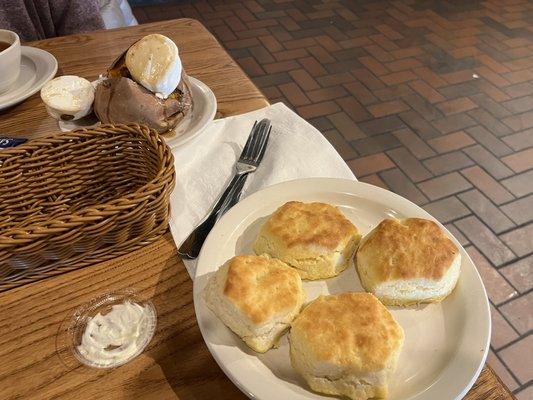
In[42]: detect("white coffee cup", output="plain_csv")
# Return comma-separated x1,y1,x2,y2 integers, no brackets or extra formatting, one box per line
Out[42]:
0,30,21,94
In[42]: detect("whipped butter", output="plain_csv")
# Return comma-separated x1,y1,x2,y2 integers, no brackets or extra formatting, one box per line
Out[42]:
125,34,182,98
77,300,156,368
41,75,95,121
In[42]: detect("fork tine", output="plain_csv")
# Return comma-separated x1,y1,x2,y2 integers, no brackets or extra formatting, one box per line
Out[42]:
242,122,269,164
254,125,271,164
247,120,267,161
241,121,258,158
241,120,265,161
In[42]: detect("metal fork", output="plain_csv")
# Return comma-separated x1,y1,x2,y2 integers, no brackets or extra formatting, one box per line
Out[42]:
178,119,272,259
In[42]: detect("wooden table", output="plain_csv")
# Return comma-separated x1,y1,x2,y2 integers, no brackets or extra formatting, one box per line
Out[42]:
0,19,515,400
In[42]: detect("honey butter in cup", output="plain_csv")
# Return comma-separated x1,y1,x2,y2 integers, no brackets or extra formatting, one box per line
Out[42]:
40,75,95,121
68,290,157,369
0,29,21,94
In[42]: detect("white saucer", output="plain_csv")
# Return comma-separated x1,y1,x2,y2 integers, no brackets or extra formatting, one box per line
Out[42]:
58,76,216,149
164,76,217,148
0,46,58,111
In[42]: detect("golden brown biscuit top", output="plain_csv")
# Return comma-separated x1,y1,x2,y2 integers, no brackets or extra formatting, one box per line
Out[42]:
291,293,403,372
358,218,459,282
263,201,358,251
223,255,303,324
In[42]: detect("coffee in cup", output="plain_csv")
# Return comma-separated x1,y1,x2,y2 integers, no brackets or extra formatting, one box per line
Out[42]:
0,30,21,94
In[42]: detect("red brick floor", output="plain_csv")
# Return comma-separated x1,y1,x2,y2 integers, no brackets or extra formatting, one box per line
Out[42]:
133,1,533,395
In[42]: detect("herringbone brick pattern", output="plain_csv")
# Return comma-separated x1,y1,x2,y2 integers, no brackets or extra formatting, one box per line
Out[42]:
133,1,533,395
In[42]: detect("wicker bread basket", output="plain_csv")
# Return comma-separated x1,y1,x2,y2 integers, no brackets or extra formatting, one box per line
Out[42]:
0,124,175,291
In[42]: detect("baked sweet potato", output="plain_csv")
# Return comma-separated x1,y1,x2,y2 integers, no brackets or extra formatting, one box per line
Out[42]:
93,45,193,134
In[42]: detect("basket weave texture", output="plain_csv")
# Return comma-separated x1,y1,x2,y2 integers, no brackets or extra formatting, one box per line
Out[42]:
0,124,175,291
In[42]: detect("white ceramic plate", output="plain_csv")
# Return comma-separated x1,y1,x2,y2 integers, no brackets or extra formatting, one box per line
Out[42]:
164,76,217,148
58,76,217,148
58,76,216,148
193,178,491,400
0,46,57,111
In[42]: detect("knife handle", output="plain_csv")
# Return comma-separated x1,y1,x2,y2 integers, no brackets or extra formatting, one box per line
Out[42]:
178,174,247,259
220,173,247,212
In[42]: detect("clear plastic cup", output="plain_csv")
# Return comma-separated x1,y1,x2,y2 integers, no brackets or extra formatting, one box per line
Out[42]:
67,289,157,369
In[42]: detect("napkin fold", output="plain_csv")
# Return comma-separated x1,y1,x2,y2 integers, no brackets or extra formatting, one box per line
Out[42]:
169,102,356,277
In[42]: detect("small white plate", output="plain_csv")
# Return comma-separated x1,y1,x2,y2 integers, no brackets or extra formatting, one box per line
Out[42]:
163,76,217,148
58,76,216,148
0,46,57,111
193,178,491,400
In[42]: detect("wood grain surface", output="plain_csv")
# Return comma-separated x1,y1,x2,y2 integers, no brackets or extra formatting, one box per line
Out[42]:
0,19,267,139
0,19,514,400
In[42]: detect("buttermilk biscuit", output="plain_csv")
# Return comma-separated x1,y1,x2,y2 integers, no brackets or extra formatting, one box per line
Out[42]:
204,255,305,353
253,202,361,280
356,218,461,306
290,293,404,400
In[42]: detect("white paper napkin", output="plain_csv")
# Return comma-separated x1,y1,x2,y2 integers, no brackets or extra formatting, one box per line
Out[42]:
169,102,356,277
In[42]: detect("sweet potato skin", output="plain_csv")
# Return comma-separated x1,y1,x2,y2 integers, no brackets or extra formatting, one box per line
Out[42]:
94,63,193,134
